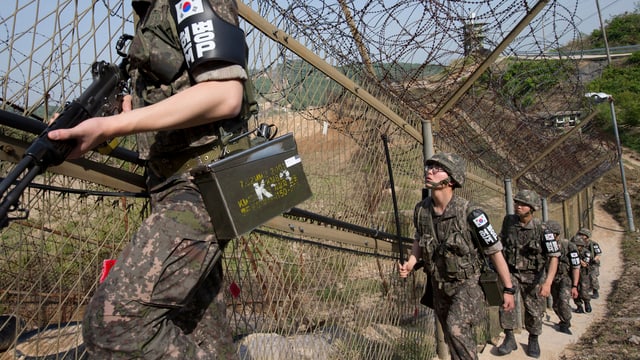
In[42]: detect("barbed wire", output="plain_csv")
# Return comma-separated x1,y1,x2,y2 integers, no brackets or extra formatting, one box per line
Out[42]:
0,0,619,210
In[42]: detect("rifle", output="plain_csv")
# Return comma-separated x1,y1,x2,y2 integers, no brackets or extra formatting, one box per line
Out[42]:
0,36,132,228
381,134,405,264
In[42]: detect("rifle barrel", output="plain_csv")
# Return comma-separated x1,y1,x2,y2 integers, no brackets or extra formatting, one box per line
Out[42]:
381,134,405,264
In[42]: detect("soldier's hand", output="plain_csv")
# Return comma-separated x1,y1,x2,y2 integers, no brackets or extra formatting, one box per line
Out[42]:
47,112,62,125
571,287,579,299
502,293,515,311
121,94,132,112
539,283,552,297
398,261,413,278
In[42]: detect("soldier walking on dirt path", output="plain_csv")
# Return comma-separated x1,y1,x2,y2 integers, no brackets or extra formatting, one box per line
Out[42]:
545,220,580,335
579,228,602,300
495,189,560,359
399,153,515,360
572,229,599,314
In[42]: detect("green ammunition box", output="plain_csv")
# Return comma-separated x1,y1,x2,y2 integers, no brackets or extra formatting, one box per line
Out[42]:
192,133,312,240
479,271,504,307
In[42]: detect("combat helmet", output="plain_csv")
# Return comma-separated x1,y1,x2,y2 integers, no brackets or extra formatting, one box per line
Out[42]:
545,220,562,235
425,153,466,188
513,189,541,211
577,228,592,238
572,235,586,247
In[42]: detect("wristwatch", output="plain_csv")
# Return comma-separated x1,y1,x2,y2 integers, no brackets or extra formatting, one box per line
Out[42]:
503,286,517,295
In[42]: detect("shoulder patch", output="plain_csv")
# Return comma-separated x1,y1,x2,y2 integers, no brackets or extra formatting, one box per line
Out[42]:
471,212,489,228
175,0,205,24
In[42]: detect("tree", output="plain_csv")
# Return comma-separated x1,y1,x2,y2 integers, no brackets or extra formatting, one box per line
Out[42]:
588,8,640,48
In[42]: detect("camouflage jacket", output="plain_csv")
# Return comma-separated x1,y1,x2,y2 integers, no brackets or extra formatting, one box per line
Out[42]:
500,215,559,275
128,0,247,159
414,195,502,283
555,238,580,279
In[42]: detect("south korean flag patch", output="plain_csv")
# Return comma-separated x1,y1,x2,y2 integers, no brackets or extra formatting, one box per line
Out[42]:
175,0,205,24
472,213,489,228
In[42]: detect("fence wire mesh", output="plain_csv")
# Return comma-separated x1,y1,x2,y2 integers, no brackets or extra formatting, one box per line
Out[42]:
0,0,613,358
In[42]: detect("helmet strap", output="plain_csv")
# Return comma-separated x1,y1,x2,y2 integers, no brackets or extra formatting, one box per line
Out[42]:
425,176,452,189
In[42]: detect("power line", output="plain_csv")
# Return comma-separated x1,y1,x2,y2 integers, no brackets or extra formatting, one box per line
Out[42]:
576,0,630,29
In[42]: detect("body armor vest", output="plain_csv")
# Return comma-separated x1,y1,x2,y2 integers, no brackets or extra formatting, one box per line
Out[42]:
414,196,481,282
501,215,546,272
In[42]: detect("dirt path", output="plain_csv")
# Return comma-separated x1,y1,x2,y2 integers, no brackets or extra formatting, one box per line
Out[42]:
479,200,624,359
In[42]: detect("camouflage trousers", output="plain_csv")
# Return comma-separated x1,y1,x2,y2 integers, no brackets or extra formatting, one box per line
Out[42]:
83,177,236,359
499,273,546,335
574,267,592,306
551,275,573,326
590,264,600,291
433,276,485,360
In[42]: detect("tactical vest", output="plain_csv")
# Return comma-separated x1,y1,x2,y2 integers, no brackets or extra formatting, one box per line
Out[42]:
414,196,481,283
501,215,546,272
556,239,575,277
128,0,257,159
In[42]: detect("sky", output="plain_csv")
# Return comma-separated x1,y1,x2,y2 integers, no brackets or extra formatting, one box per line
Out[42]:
574,0,638,35
1,0,638,100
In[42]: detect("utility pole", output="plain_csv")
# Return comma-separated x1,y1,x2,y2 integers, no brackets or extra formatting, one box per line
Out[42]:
595,0,612,65
585,93,636,233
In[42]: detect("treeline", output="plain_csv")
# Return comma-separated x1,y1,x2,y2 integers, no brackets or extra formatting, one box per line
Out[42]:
584,6,640,152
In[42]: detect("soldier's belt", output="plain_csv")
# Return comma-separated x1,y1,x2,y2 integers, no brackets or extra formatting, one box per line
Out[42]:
148,137,250,179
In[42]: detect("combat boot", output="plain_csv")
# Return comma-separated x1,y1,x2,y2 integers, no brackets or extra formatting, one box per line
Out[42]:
585,301,592,313
527,335,540,358
574,304,585,313
592,289,599,299
555,321,572,335
497,329,517,355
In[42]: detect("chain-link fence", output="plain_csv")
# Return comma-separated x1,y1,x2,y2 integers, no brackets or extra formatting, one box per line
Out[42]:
0,1,613,358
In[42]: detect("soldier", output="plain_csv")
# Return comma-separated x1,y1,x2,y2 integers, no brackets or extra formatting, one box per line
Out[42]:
48,0,250,358
399,153,515,360
546,220,580,335
577,228,603,299
496,189,560,358
572,234,593,313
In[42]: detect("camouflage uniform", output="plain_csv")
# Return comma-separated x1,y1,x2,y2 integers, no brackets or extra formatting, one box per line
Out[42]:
585,237,602,297
574,228,602,299
548,222,580,331
572,235,593,312
498,193,560,337
415,188,503,360
82,0,247,358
